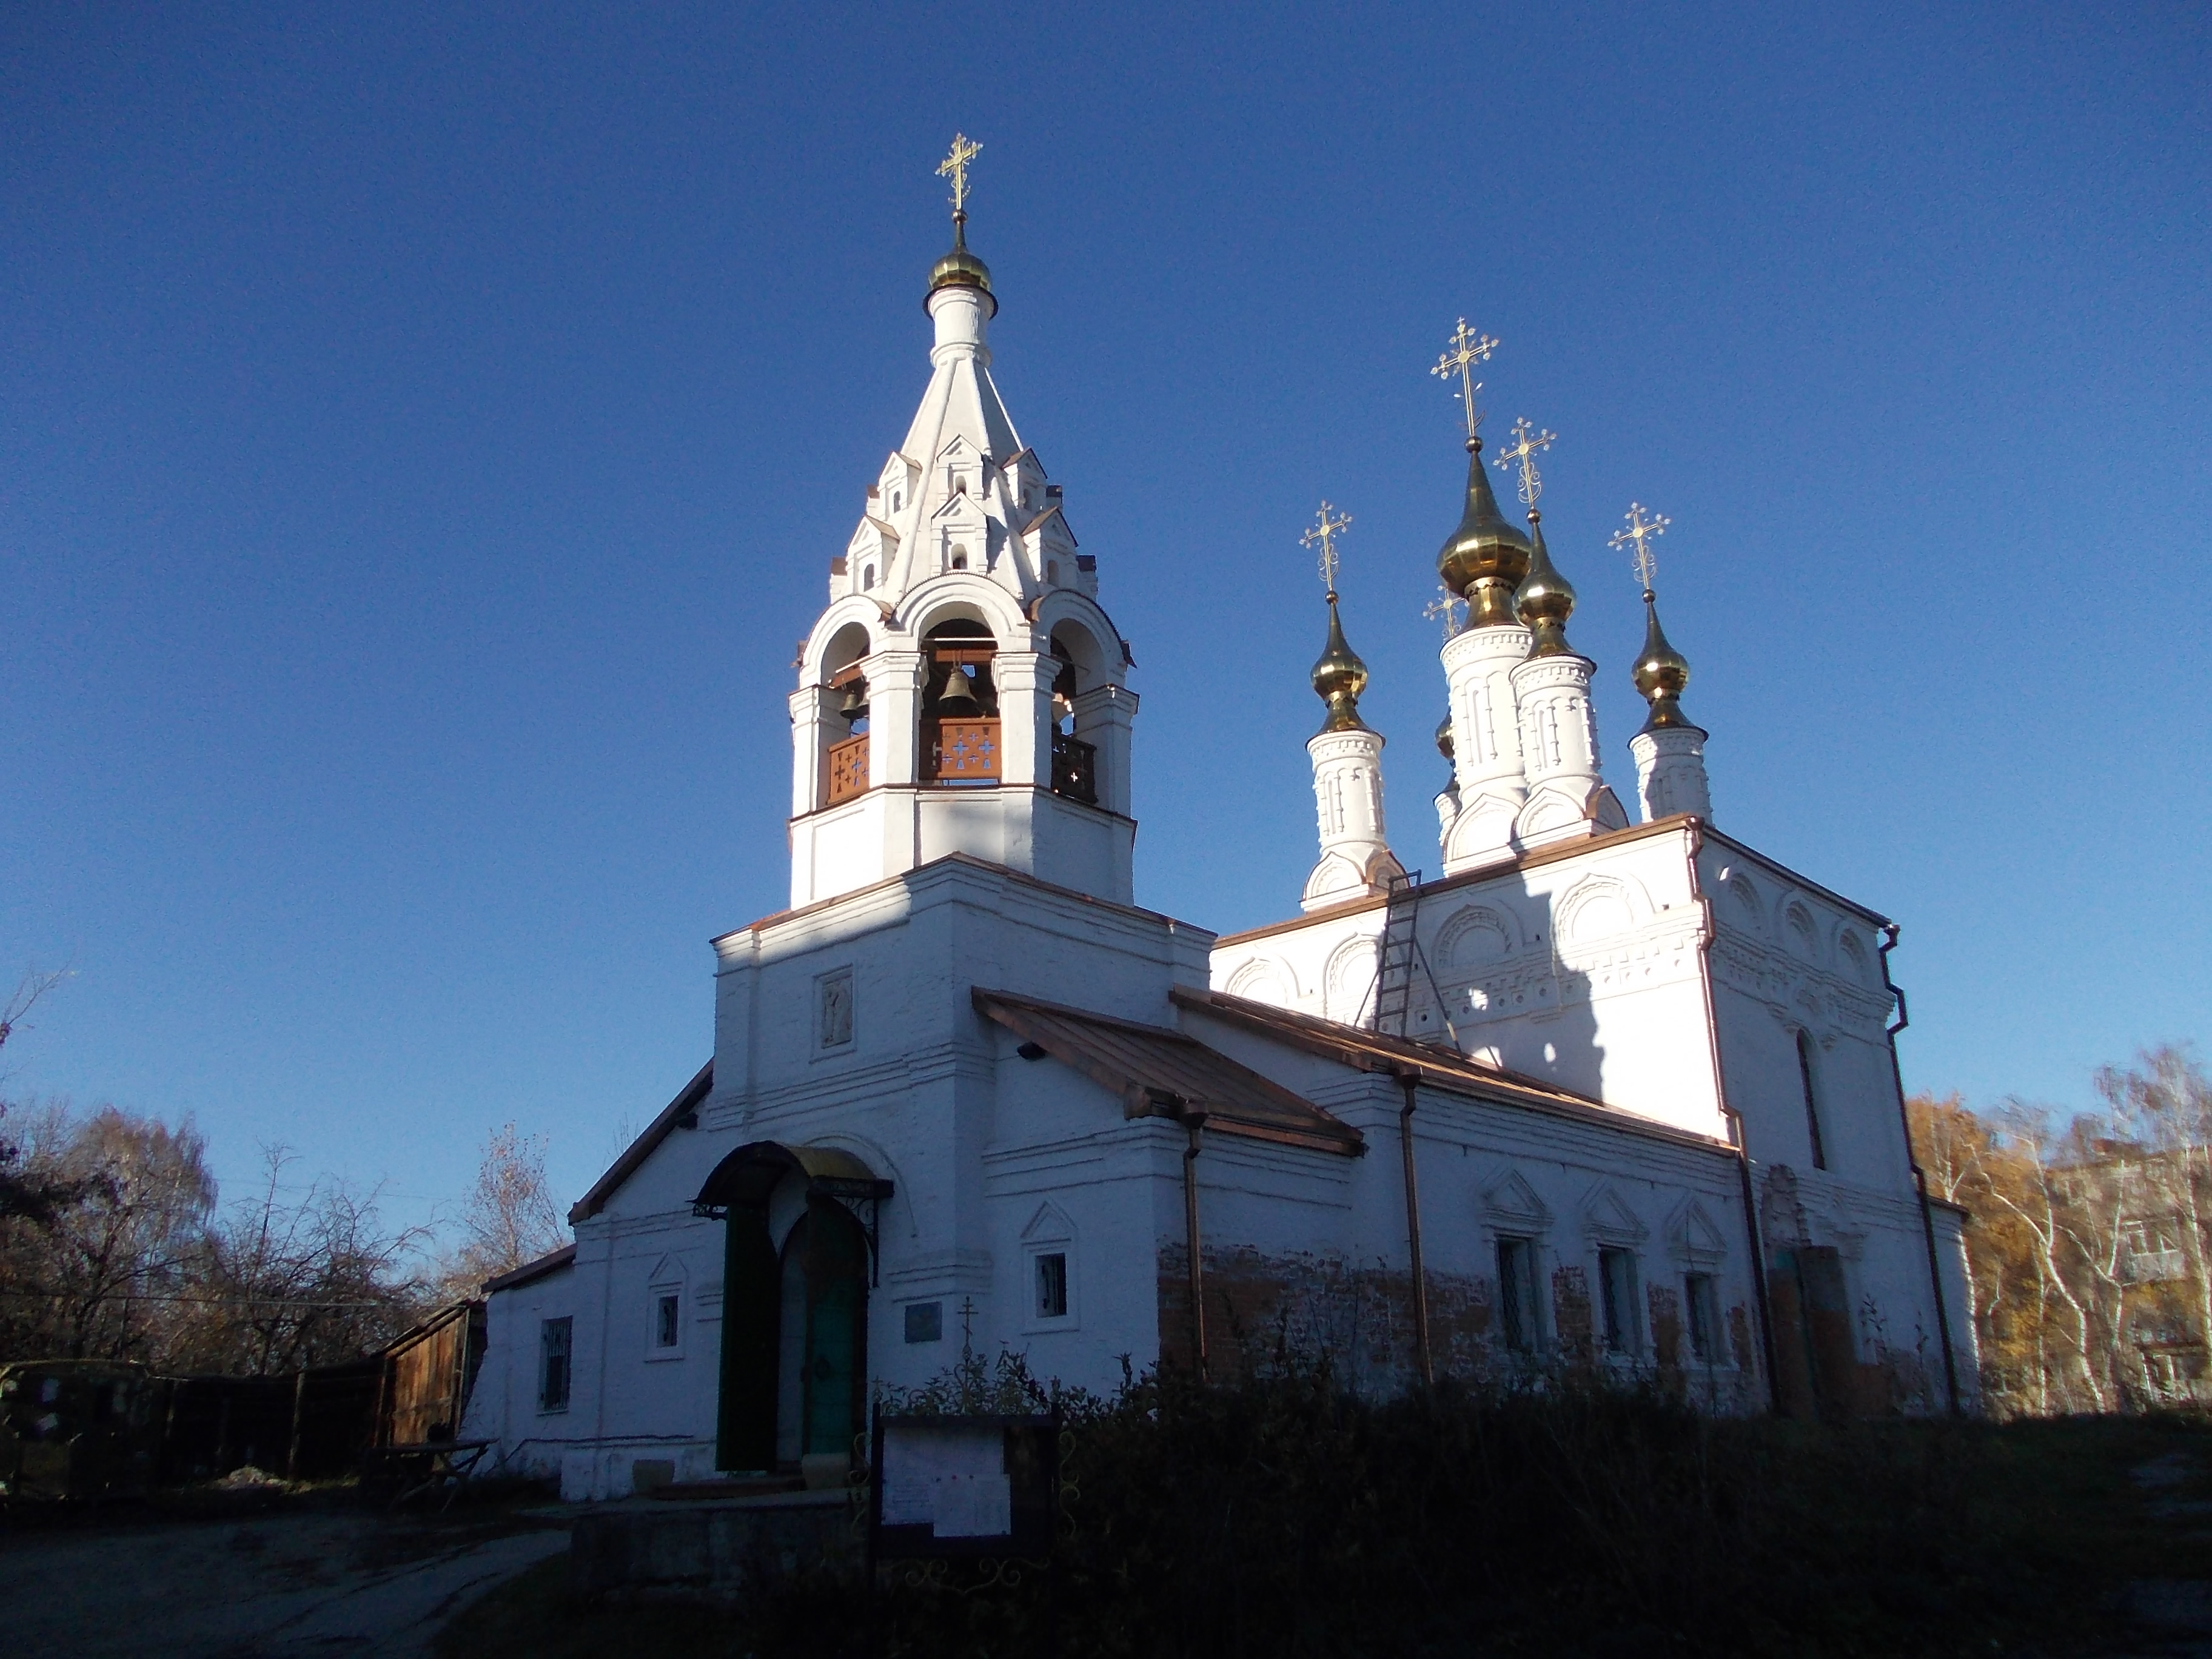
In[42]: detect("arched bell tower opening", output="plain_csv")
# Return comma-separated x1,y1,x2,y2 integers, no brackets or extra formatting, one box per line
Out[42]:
1050,621,1112,805
822,621,873,809
921,617,1001,784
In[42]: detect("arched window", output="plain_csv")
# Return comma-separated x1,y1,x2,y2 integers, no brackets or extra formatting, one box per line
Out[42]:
950,544,968,571
862,565,876,591
1797,1030,1827,1170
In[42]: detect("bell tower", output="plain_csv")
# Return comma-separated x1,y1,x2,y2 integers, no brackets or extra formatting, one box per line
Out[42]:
785,137,1139,910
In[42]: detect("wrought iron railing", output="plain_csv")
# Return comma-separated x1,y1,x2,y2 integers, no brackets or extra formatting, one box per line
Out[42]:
826,734,870,805
925,718,1000,783
1051,732,1098,804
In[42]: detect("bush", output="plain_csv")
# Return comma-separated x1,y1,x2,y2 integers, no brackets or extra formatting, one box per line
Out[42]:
446,1356,2212,1658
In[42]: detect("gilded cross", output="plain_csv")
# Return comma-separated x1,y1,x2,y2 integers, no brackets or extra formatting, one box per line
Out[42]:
1430,318,1499,441
1492,417,1558,511
1301,501,1353,593
937,133,983,215
1423,585,1467,641
1609,501,1671,594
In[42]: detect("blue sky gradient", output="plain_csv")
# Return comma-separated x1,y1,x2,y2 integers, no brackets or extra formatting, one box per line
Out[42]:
5,3,2207,1232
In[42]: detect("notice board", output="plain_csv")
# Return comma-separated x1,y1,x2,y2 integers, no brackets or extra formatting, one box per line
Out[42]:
870,1411,1058,1561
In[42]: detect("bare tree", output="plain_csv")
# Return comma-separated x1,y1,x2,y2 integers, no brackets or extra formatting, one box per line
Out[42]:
0,968,85,1225
436,1122,566,1299
174,1145,435,1375
0,1104,218,1362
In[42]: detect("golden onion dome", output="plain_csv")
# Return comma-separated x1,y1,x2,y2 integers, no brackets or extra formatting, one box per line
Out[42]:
926,216,997,316
1310,595,1370,732
1632,591,1697,732
1436,438,1533,627
1514,515,1580,656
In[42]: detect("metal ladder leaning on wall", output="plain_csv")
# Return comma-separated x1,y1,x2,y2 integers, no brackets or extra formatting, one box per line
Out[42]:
1370,870,1463,1049
1370,870,1423,1039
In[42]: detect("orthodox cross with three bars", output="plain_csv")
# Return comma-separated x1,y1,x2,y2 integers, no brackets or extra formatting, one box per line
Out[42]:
938,133,982,215
1302,501,1352,594
1431,319,1498,441
1493,417,1557,512
1424,585,1467,640
1610,502,1671,594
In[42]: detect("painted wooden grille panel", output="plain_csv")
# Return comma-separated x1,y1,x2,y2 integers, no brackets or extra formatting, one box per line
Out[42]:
826,734,870,805
926,718,1000,782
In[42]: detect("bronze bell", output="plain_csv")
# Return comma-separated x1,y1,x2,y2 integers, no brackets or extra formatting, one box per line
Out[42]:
935,664,982,718
837,676,869,726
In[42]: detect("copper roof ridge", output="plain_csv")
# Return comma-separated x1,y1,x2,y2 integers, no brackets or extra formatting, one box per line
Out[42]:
1215,819,1711,947
1170,987,1731,1155
1696,825,1893,927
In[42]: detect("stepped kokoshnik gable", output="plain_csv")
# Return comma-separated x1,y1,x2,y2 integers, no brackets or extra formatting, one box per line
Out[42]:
461,139,1979,1500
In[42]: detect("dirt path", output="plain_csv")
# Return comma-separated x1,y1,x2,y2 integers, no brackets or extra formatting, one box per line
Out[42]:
0,1504,568,1658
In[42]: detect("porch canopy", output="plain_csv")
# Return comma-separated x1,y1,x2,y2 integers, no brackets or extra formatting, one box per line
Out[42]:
692,1140,891,1219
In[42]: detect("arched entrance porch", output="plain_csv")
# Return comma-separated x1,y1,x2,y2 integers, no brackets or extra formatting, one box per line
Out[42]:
691,1142,891,1473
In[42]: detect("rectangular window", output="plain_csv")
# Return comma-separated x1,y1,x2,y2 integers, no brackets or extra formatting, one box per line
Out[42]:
654,1293,680,1350
1797,1031,1828,1170
1597,1248,1639,1354
1034,1252,1069,1319
904,1301,943,1344
1684,1273,1718,1363
1496,1238,1536,1352
540,1316,573,1411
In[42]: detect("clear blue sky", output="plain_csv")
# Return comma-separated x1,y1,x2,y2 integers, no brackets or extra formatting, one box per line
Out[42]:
5,4,2207,1236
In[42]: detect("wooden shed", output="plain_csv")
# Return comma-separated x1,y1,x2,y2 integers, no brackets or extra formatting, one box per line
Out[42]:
376,1301,486,1447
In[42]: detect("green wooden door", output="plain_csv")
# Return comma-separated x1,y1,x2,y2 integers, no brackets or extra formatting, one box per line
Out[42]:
801,1198,868,1458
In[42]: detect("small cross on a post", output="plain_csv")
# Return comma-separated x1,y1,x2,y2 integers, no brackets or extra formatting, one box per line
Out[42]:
937,133,982,216
1609,502,1672,595
1301,501,1353,594
1431,319,1499,441
1423,585,1467,641
1492,417,1558,512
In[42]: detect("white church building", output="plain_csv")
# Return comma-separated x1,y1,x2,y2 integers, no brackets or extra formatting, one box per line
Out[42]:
462,156,1976,1501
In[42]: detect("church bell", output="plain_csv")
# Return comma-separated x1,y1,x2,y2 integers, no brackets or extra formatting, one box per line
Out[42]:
837,676,870,726
934,664,983,718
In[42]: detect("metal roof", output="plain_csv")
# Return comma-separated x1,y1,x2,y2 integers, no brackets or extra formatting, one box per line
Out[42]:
1170,987,1732,1154
971,988,1364,1156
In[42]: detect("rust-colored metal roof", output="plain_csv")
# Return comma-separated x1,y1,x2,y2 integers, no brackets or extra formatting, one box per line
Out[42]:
1170,987,1731,1154
481,1243,576,1295
971,988,1364,1157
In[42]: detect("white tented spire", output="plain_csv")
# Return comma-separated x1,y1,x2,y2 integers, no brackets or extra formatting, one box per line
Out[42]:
831,266,1091,615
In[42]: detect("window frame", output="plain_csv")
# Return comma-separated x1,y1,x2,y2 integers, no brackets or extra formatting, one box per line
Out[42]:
1683,1271,1721,1365
1596,1247,1642,1357
539,1315,574,1413
1034,1251,1070,1321
1021,1204,1080,1333
1495,1235,1541,1354
1797,1029,1828,1171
